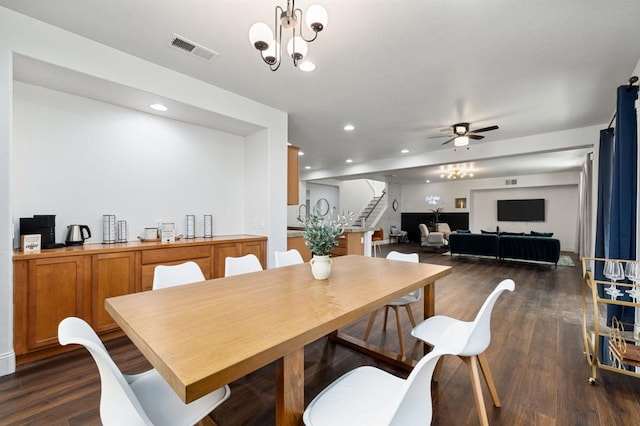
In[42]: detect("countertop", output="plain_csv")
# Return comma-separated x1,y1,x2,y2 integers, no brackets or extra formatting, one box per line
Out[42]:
287,226,374,238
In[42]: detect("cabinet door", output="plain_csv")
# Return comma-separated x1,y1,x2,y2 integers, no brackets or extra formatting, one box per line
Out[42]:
287,145,300,205
212,242,241,278
92,252,136,333
241,240,266,269
27,256,87,350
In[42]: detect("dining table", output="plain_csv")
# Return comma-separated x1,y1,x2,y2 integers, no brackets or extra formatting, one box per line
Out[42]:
105,254,451,425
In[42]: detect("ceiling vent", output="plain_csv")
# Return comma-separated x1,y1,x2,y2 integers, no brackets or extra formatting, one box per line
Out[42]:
505,179,517,185
168,34,219,62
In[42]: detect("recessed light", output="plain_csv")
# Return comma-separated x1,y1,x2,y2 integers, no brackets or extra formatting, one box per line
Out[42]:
304,166,311,170
425,180,430,183
299,61,316,72
150,103,168,112
344,124,355,131
298,151,304,156
345,159,353,163
401,149,409,154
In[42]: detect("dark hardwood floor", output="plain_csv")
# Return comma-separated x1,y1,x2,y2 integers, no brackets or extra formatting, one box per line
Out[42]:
2,244,640,425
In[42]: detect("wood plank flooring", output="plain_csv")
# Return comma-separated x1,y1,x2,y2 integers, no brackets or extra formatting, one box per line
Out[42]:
2,244,640,425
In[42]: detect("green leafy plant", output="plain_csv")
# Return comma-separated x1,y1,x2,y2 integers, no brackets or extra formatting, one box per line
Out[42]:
431,207,443,224
300,207,353,256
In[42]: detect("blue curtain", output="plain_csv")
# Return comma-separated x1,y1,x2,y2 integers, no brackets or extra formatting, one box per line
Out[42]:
595,85,638,325
594,128,614,298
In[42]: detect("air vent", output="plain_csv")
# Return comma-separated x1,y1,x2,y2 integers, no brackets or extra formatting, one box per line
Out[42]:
505,179,518,185
168,34,219,62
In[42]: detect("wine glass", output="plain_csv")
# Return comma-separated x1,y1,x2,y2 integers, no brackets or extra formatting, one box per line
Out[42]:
625,261,640,301
603,260,624,300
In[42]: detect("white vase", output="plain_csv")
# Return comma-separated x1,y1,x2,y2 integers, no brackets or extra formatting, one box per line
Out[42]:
310,255,332,280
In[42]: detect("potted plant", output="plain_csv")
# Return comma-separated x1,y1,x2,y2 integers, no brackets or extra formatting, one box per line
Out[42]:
300,206,353,279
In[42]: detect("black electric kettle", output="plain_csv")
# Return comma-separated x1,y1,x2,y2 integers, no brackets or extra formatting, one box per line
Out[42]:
66,225,91,246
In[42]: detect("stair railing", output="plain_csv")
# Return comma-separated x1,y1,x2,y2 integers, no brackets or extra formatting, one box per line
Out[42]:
360,189,386,226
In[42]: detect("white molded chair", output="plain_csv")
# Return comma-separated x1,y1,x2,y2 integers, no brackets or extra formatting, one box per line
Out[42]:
363,251,420,356
411,279,515,426
419,223,448,252
224,254,263,277
58,317,230,426
303,322,469,426
152,261,205,290
274,249,304,268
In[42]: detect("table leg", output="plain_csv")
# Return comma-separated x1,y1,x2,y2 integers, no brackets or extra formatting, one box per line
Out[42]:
423,281,436,356
275,347,304,426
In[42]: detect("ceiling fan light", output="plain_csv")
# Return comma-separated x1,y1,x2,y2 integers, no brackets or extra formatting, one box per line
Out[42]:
454,125,467,135
305,4,328,32
454,136,469,147
249,22,273,50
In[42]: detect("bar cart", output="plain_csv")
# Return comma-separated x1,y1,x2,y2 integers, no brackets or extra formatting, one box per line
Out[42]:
581,257,640,384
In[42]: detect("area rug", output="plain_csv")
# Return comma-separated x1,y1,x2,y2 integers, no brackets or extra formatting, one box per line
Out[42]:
557,255,575,267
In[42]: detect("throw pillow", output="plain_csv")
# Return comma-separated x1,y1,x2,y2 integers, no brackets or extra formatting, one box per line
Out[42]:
531,231,553,237
481,230,497,234
501,231,525,236
456,229,471,234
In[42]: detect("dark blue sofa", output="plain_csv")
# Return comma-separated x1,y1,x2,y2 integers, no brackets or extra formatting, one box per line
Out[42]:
449,232,561,267
449,233,499,258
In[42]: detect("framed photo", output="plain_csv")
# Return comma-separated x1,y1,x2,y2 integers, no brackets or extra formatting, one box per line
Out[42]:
455,198,467,209
161,222,175,244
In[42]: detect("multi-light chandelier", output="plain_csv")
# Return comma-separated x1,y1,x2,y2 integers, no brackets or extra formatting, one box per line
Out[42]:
249,1,328,71
440,169,474,180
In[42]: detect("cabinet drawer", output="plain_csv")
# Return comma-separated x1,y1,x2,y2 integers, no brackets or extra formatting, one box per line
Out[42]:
141,246,210,265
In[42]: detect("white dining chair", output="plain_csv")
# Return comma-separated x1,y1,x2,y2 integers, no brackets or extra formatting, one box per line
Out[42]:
411,279,515,426
363,251,420,356
303,322,469,425
274,249,304,267
58,317,230,426
152,261,205,290
224,253,263,277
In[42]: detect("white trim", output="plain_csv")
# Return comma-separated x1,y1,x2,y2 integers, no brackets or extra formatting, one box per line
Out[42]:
0,350,16,376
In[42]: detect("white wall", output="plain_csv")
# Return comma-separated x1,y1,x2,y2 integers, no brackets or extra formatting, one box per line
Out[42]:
339,179,376,224
470,185,578,250
0,7,288,376
401,171,580,251
12,82,247,244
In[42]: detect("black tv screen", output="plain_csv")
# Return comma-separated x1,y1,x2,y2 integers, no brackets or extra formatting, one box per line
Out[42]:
497,199,545,222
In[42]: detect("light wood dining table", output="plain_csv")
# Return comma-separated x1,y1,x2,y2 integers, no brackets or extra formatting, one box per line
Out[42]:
105,255,451,425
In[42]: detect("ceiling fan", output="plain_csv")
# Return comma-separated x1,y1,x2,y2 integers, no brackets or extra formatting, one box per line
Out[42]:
431,122,499,146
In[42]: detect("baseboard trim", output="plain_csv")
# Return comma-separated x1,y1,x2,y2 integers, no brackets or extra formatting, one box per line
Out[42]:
0,350,16,376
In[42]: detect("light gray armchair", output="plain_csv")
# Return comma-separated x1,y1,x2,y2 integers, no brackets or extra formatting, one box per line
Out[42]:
419,223,448,251
436,223,452,241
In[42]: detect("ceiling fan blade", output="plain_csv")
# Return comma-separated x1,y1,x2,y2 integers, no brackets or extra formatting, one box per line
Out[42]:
469,125,499,134
441,137,456,145
428,134,453,139
469,134,484,140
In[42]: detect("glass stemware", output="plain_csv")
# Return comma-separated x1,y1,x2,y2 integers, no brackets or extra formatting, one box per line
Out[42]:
603,260,624,300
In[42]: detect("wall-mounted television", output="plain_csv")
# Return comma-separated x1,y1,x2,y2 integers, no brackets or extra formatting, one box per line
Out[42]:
497,199,545,222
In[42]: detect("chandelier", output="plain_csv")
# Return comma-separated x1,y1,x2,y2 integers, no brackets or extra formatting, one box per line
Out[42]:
440,169,474,179
249,1,328,71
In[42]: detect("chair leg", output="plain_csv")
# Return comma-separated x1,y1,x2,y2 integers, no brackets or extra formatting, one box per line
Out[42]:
404,305,417,328
363,310,378,342
461,355,490,426
432,356,444,382
393,306,405,356
477,352,501,407
383,306,390,331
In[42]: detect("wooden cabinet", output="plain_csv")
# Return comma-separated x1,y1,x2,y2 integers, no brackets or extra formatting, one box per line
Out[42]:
13,235,266,364
213,240,266,277
91,252,136,332
331,232,364,257
13,256,89,356
288,145,300,205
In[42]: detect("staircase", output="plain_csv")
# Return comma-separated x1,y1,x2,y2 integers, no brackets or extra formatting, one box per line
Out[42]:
357,190,386,227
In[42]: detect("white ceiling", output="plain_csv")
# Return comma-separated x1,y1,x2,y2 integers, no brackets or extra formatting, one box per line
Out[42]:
2,0,640,184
